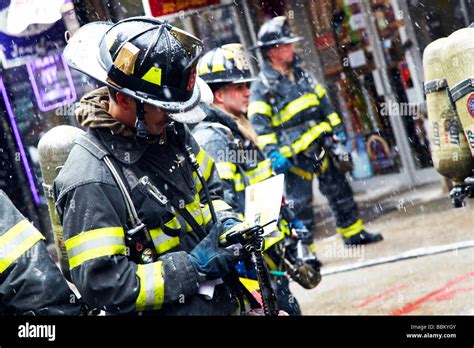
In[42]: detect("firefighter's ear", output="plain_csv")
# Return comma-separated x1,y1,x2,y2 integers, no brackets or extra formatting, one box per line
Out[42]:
116,92,134,111
213,88,225,104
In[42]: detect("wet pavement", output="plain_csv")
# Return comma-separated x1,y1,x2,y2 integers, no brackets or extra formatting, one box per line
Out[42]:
291,186,474,315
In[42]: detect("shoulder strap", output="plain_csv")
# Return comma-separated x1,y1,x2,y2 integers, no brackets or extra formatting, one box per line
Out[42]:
76,133,141,229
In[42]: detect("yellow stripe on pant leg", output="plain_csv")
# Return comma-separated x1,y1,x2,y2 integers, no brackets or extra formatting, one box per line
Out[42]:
336,219,364,238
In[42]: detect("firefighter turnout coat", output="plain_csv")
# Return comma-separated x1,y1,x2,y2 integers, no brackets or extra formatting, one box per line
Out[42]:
53,89,241,315
0,190,81,315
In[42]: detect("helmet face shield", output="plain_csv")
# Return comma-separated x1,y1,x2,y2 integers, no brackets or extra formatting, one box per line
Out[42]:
64,16,211,123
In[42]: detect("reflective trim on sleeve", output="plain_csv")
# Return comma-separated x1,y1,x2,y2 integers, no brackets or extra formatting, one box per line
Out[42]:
248,101,273,118
136,261,164,311
336,219,364,238
280,121,332,158
234,173,245,192
327,112,342,127
0,219,45,273
245,159,273,185
201,199,233,224
257,133,278,150
275,94,320,126
215,162,237,180
149,228,180,255
314,83,326,98
65,227,126,270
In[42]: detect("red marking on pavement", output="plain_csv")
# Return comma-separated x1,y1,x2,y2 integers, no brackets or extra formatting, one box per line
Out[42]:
356,284,407,308
432,287,474,302
391,272,474,316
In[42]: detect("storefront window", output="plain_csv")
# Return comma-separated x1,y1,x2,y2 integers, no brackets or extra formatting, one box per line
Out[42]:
407,0,474,52
0,53,96,235
369,0,432,169
307,0,404,179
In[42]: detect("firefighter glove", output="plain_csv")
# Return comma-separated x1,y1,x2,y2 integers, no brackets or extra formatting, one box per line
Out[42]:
269,150,292,174
188,223,241,280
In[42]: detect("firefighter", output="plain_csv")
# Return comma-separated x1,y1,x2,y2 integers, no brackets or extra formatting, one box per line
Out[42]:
248,16,383,246
192,44,322,315
0,190,81,315
55,17,254,315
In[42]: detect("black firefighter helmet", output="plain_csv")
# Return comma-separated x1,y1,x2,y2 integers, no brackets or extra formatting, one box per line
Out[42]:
197,43,256,88
63,16,213,129
250,16,302,50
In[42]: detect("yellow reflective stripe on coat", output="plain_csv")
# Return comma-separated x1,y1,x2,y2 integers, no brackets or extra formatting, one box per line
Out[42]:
65,227,126,269
194,148,214,192
280,121,332,158
148,198,232,256
0,219,45,273
257,133,278,150
327,112,342,127
200,199,232,225
248,101,273,118
207,199,232,213
233,173,245,192
136,261,164,311
245,159,273,185
215,162,237,180
149,227,180,255
336,219,364,238
275,94,320,126
314,83,326,98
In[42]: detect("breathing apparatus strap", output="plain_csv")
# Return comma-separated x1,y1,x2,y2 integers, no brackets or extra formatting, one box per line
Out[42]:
135,99,147,141
448,77,474,109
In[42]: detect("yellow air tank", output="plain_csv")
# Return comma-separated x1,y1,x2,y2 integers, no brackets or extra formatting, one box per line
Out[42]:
38,125,85,281
423,37,473,184
441,27,474,158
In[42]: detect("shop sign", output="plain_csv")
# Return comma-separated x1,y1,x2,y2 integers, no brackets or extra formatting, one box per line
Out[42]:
144,0,220,17
26,53,76,112
0,0,68,68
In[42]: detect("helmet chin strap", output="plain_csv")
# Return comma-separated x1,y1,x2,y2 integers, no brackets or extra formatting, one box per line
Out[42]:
135,99,148,142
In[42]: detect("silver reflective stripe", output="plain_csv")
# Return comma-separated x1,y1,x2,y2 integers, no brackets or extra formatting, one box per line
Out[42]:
0,224,37,255
67,236,125,258
144,263,156,310
152,232,174,247
246,163,272,183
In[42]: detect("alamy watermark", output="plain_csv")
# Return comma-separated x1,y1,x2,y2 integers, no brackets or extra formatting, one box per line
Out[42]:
380,101,423,119
18,322,56,341
216,148,257,167
322,241,365,261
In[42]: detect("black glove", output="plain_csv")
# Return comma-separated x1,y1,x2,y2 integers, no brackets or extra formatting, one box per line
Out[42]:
188,223,242,280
